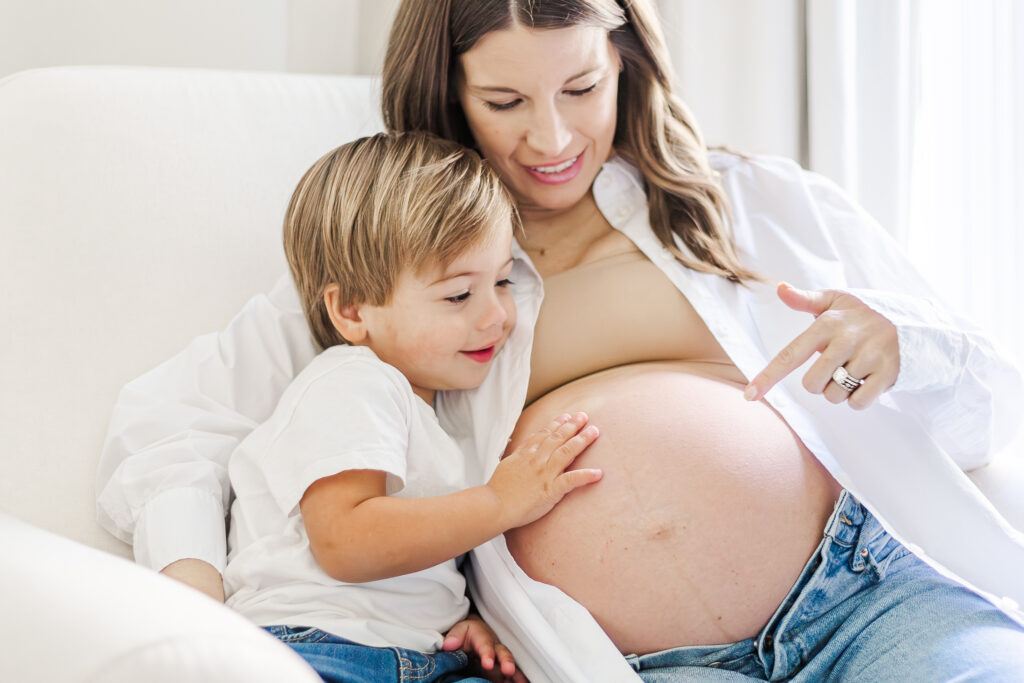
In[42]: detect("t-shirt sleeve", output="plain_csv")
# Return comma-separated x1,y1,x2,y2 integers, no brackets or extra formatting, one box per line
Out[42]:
258,358,412,516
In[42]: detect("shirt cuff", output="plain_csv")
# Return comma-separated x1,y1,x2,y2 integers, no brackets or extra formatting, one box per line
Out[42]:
133,488,227,573
839,287,962,393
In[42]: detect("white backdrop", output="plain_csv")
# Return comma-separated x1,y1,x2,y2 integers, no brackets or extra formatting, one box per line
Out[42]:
0,0,796,158
0,0,401,78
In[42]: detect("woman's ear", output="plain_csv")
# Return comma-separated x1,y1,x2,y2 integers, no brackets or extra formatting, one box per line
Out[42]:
323,284,368,344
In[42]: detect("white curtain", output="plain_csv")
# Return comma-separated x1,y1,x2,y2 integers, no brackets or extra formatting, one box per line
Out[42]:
807,0,1023,368
903,1,1024,370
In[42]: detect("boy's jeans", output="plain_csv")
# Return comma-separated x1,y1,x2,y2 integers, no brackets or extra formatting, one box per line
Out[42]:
627,490,1024,682
264,625,489,683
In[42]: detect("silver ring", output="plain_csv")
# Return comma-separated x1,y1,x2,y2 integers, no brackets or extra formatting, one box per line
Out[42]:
832,366,864,392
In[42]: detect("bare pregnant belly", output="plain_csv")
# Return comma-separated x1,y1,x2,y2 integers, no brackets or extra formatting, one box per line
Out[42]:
505,361,842,655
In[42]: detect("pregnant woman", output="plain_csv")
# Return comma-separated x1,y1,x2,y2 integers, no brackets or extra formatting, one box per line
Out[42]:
98,0,1024,680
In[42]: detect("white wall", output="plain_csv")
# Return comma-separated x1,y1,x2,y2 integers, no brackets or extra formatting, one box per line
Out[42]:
1,0,796,161
658,0,805,163
0,0,401,79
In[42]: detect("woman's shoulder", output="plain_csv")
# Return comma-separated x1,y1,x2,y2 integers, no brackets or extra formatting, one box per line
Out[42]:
709,149,847,201
710,149,805,183
605,150,833,199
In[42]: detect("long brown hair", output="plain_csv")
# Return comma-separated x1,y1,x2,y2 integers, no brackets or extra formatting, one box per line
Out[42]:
382,0,757,282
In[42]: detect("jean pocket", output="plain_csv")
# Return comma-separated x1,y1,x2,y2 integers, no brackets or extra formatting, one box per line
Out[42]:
269,625,333,644
395,648,468,681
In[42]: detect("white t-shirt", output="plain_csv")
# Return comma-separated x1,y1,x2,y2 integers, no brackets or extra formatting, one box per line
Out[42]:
224,345,471,652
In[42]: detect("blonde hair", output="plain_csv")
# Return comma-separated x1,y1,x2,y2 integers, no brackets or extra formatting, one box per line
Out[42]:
284,131,519,349
382,0,758,283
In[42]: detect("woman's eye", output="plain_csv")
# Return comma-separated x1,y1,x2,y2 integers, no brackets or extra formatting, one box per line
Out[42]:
496,278,514,288
445,291,470,304
566,84,597,97
485,99,521,112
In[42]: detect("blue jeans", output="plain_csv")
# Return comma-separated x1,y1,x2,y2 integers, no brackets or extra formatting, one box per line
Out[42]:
263,625,489,683
627,490,1024,682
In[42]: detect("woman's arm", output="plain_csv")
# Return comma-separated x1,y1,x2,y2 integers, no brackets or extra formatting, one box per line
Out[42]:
96,275,317,580
733,155,1023,469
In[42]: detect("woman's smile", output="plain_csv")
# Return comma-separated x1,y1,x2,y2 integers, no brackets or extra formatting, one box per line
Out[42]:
522,150,585,185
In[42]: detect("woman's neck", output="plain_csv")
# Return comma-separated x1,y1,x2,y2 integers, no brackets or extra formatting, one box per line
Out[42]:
516,191,620,277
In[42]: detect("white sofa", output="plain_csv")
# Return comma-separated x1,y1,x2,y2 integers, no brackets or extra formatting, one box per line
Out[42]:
1,66,1022,683
0,65,380,683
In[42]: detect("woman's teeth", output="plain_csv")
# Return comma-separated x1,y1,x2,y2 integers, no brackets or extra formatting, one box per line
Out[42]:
531,156,578,174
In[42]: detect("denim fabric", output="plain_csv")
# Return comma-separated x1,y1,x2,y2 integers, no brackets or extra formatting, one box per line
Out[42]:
263,626,489,683
627,491,1024,682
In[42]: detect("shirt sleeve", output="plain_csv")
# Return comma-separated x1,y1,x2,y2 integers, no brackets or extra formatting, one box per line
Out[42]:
793,163,1023,469
95,274,318,572
259,357,412,517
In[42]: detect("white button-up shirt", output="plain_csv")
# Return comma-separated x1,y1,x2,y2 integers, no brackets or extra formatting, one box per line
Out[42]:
97,153,1024,682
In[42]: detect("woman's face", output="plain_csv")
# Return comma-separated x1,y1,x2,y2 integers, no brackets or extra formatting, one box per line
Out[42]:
456,24,620,217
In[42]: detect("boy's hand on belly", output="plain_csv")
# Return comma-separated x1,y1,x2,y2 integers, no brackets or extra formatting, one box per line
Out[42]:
487,412,602,531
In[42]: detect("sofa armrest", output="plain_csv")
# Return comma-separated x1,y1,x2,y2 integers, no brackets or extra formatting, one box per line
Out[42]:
0,512,321,683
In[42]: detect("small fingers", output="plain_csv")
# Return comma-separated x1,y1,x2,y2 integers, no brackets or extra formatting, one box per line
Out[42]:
442,621,469,652
556,467,604,494
520,413,573,453
549,424,600,469
547,412,589,443
475,641,496,671
495,644,517,676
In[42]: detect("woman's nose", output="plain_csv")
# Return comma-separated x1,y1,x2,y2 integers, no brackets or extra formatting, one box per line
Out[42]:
526,103,573,158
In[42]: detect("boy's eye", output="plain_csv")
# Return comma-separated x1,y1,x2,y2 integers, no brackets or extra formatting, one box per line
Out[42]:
445,291,470,304
484,99,521,112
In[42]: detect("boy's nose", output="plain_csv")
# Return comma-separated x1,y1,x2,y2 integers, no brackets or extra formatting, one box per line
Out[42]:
478,293,509,330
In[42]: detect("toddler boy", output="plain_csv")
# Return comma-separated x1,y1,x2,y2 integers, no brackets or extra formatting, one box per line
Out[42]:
224,132,601,683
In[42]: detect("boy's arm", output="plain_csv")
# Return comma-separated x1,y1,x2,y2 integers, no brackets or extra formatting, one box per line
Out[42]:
300,413,600,584
161,558,226,602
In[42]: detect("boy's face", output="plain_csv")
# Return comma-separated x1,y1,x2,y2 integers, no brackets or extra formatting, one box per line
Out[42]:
359,220,517,404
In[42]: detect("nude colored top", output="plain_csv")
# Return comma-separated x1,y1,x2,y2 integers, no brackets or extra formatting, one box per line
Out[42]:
527,249,737,404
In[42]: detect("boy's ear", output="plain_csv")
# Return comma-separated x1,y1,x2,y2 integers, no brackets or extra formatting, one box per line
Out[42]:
323,283,368,344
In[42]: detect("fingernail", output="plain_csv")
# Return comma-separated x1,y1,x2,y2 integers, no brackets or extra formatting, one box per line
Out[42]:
743,385,758,401
583,425,598,436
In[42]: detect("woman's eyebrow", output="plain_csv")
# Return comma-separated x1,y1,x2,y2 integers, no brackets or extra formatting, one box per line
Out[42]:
468,66,604,94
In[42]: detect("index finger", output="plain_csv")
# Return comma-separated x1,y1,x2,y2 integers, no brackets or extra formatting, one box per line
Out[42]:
744,326,826,401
